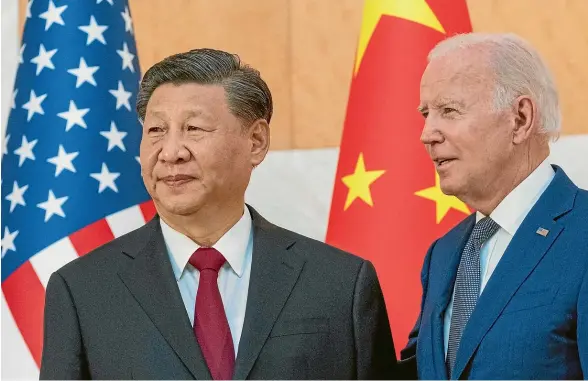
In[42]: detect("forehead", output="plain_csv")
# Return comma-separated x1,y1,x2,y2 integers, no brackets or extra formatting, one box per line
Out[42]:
420,49,494,104
146,82,228,117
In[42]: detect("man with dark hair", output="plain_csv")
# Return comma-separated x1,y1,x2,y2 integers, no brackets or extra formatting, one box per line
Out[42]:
40,48,398,380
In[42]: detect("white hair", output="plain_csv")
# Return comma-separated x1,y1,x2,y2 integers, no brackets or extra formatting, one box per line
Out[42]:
428,33,561,141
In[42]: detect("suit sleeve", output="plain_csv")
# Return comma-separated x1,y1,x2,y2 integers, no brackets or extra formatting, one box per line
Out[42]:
579,263,588,376
40,272,90,380
398,240,436,379
352,259,398,379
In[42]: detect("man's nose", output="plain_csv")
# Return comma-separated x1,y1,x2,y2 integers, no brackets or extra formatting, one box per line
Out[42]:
160,130,190,163
420,117,444,145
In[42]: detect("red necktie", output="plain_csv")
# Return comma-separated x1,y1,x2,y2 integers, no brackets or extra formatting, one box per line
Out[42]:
189,247,235,380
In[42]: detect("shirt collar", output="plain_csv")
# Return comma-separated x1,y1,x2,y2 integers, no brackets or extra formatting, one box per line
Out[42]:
160,207,252,280
476,159,555,235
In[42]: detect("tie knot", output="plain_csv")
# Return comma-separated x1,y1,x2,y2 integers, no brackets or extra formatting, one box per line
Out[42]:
189,247,226,273
471,217,500,245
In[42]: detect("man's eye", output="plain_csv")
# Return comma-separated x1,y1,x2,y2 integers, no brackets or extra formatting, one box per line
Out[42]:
443,107,458,114
421,111,429,119
187,125,202,131
148,126,163,133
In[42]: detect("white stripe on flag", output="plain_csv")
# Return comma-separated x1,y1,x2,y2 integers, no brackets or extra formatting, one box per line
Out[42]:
106,205,146,238
29,237,79,288
1,293,39,379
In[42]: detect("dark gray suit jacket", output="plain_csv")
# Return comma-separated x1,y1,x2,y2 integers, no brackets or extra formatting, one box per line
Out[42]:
40,206,398,379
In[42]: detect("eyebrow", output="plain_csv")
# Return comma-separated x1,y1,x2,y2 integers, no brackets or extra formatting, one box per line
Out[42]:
432,99,466,109
147,110,166,120
147,109,208,121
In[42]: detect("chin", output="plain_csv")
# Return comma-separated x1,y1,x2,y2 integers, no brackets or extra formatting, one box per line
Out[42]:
439,179,460,197
155,194,206,217
166,204,202,216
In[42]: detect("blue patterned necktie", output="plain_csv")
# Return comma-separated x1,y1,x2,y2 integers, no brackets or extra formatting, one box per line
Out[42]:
446,217,500,378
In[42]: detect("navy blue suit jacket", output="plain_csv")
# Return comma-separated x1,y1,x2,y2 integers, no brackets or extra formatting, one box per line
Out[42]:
401,166,588,379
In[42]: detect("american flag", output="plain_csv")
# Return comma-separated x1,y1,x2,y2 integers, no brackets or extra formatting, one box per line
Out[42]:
1,0,155,374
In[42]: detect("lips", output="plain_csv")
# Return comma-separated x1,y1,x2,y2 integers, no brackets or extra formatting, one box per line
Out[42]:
159,174,195,186
433,158,456,169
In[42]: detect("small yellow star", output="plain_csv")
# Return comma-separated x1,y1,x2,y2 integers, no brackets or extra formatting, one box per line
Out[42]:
415,171,470,223
342,153,386,210
354,0,445,74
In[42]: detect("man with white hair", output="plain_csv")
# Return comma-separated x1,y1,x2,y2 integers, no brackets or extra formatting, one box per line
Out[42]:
400,32,588,379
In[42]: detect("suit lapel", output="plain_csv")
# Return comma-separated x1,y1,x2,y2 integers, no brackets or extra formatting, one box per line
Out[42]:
452,167,577,379
429,215,475,379
233,207,305,380
117,217,212,380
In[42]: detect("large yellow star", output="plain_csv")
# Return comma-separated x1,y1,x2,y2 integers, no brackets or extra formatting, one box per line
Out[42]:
342,153,386,211
415,172,470,223
355,0,445,74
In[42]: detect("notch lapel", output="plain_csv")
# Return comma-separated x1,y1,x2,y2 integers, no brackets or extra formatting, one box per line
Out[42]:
118,217,212,380
452,167,577,379
232,208,305,380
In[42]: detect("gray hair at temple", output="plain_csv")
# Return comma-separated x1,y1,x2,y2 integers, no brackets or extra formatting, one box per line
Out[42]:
137,48,273,127
428,32,561,141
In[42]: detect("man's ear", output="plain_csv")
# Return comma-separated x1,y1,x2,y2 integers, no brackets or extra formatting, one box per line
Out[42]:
249,119,270,167
512,95,537,145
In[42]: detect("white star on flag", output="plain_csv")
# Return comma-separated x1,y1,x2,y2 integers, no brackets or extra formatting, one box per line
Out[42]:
2,134,10,156
37,190,68,222
39,0,67,31
14,135,38,167
97,0,114,4
109,80,132,110
57,100,90,131
30,44,58,75
67,57,99,88
47,145,79,176
117,42,135,73
90,163,121,193
26,0,33,18
18,43,26,64
5,181,29,213
135,156,140,164
11,89,18,109
78,15,108,45
121,6,133,34
22,90,47,122
22,90,47,121
1,227,19,257
100,121,127,151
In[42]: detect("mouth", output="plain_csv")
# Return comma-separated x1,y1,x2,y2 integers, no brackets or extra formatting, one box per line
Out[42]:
434,158,456,169
159,174,196,187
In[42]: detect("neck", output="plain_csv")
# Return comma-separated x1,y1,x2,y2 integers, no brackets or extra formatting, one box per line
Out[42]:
158,200,246,247
463,143,549,216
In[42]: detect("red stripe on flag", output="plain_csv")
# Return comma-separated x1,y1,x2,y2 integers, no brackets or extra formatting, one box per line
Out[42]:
69,219,115,256
2,261,46,368
139,200,156,222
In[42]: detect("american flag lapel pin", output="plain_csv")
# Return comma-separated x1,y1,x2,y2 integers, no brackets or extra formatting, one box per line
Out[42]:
536,227,549,237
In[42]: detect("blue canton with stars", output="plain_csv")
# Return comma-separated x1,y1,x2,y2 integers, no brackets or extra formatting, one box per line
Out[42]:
1,0,150,281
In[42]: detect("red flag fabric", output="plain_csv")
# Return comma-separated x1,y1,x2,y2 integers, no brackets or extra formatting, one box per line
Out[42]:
325,0,473,356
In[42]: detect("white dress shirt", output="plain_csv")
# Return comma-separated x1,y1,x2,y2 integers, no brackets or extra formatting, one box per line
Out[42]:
443,159,555,356
160,207,253,356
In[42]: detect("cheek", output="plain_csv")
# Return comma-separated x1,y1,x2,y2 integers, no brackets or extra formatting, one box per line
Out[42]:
214,135,249,162
186,134,250,175
448,120,491,157
437,121,469,153
481,122,512,158
139,142,160,176
215,144,251,185
185,140,230,178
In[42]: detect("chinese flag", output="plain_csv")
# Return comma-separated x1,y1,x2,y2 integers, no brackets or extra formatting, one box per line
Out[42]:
325,0,473,356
